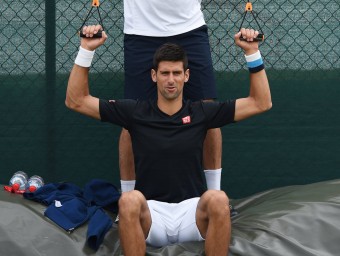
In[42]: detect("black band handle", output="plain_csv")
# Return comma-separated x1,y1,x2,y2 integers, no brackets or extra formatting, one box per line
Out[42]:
79,29,103,38
240,33,264,42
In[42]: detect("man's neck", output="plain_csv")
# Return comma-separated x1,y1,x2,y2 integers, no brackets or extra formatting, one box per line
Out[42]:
157,97,183,116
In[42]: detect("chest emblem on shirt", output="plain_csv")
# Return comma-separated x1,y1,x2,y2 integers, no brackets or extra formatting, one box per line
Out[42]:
182,116,191,124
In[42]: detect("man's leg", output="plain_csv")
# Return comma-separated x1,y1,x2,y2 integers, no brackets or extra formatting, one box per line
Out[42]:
120,35,160,190
202,100,223,190
196,190,231,256
118,190,151,256
203,128,222,170
177,26,221,173
119,128,136,181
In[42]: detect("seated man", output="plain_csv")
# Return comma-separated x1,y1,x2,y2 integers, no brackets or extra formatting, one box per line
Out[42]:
65,25,271,256
119,0,222,194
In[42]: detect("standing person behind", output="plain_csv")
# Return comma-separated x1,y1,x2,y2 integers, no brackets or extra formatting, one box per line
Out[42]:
66,24,272,256
120,0,223,193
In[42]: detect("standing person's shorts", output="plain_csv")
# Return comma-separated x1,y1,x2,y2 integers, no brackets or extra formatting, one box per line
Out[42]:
145,197,205,247
124,25,217,101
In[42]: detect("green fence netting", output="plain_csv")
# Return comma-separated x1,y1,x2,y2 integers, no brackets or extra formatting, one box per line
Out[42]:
1,0,339,198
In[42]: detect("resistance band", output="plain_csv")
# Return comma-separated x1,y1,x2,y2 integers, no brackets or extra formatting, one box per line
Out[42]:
79,0,104,38
239,1,265,42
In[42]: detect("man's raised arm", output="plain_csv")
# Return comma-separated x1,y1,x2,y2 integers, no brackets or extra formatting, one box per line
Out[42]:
233,28,272,122
65,25,107,120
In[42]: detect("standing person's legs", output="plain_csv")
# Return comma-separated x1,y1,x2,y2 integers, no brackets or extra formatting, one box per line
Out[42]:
119,128,135,181
119,35,163,188
196,190,231,255
203,127,222,170
173,25,222,171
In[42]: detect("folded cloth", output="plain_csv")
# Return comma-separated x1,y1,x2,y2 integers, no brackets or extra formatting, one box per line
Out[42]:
23,182,82,205
87,209,114,250
23,179,121,250
83,179,121,209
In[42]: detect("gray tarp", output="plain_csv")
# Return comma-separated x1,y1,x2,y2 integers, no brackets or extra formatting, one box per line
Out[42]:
1,179,340,255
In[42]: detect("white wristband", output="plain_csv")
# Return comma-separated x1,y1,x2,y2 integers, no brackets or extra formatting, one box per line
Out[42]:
204,168,222,190
75,46,95,67
245,50,261,62
244,50,264,73
120,180,136,193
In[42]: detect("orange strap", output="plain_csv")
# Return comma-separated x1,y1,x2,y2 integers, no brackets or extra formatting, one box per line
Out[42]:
245,2,252,11
92,0,100,7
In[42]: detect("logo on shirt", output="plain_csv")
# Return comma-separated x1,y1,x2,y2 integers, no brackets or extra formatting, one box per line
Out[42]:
182,116,191,124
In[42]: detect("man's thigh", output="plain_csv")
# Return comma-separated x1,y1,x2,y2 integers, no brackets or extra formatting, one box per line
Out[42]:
172,25,218,101
124,26,218,101
124,34,166,100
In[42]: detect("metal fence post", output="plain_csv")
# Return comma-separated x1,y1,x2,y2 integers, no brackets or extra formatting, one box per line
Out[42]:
45,0,56,174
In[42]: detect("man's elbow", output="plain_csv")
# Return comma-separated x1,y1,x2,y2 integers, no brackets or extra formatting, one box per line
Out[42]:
65,96,81,111
258,100,272,113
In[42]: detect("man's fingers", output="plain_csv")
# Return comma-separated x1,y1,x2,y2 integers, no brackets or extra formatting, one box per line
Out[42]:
80,25,107,51
93,24,103,35
101,30,108,39
238,28,259,41
245,28,253,41
234,31,242,40
82,25,103,37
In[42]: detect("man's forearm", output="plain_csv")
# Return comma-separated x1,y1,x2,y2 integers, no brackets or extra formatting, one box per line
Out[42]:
65,64,90,110
249,68,271,112
245,49,271,112
233,29,272,121
65,26,107,119
66,64,100,119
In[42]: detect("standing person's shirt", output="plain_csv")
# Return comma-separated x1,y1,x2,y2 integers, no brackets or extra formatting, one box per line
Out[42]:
100,99,235,203
123,0,206,36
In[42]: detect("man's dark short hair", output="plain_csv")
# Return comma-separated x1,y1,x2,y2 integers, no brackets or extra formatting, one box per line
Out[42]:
153,43,188,71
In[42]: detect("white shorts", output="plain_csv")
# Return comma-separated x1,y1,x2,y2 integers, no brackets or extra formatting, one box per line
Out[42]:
145,197,205,247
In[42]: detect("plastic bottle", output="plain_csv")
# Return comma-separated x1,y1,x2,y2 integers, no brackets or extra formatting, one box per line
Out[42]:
9,171,28,191
27,175,44,192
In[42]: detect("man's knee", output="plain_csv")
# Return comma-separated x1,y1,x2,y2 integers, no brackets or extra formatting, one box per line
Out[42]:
202,190,230,216
119,190,145,213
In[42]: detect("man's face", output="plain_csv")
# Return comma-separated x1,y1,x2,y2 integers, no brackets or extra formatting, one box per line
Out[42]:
152,61,189,101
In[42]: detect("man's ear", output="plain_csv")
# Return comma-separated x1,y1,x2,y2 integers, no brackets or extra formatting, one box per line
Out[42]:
151,69,157,82
184,69,190,83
